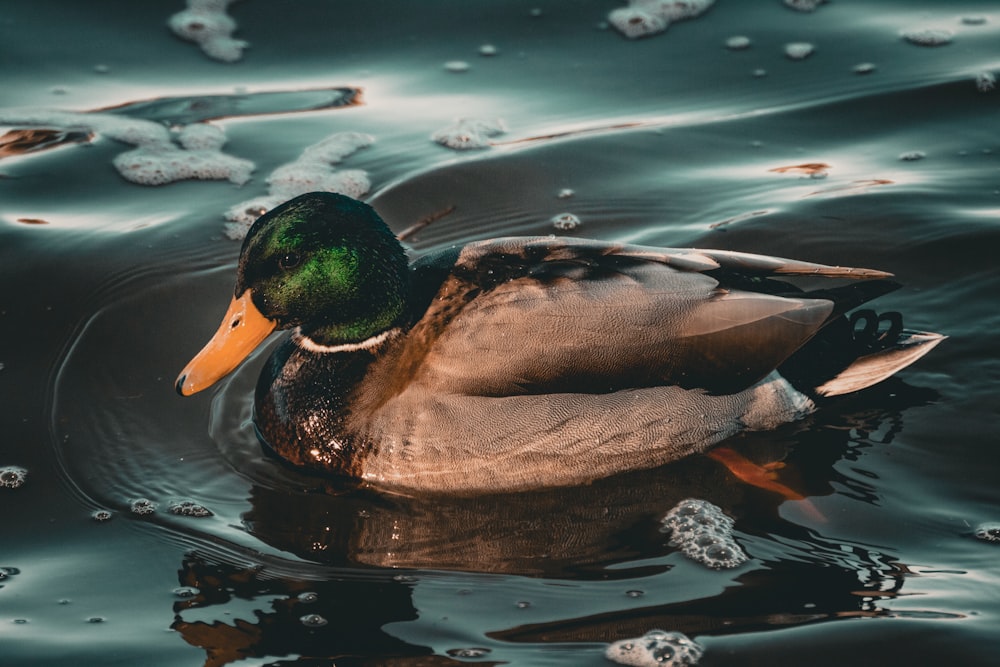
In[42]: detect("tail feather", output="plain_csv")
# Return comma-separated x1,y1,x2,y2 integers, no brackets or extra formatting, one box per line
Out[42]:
814,330,946,397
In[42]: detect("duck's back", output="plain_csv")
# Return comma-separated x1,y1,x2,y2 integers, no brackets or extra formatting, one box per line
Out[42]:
392,237,853,398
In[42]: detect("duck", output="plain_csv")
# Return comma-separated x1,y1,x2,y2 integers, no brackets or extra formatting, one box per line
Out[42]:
176,192,944,494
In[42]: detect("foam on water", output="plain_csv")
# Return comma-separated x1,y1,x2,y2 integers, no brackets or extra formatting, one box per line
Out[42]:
784,42,815,60
784,0,826,11
224,131,374,238
0,110,253,185
606,630,704,667
974,523,1000,543
608,0,715,40
0,466,28,489
975,71,996,92
551,212,581,231
901,28,954,47
660,498,748,569
431,118,506,150
168,0,248,63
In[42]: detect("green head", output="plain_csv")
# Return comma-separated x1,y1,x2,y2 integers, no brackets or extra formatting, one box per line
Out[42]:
238,192,409,345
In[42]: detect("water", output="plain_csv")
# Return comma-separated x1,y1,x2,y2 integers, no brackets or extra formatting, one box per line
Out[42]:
2,1,999,665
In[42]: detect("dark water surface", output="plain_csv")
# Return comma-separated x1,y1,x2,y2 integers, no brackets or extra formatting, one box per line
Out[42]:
3,1,999,665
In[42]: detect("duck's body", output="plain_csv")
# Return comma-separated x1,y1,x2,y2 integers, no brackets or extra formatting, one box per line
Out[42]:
177,193,944,494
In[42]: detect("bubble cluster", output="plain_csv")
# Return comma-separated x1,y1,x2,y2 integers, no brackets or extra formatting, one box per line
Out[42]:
130,498,157,515
173,586,200,598
974,522,1000,543
91,510,113,522
606,629,704,667
660,499,748,569
298,591,319,603
0,110,253,186
431,118,506,150
901,28,953,47
224,132,374,238
168,0,248,63
899,151,926,162
0,466,27,489
784,42,815,60
608,0,716,40
168,500,213,517
551,212,581,231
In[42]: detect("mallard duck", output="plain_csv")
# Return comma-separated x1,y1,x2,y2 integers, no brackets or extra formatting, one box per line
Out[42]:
176,192,943,493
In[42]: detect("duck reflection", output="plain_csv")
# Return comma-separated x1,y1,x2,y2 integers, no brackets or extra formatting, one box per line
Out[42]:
171,380,944,666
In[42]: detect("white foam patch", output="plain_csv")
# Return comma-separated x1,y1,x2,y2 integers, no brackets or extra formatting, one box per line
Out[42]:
783,0,826,11
0,109,254,186
168,0,248,63
224,131,374,239
431,118,506,150
660,498,748,570
606,630,704,667
608,0,715,40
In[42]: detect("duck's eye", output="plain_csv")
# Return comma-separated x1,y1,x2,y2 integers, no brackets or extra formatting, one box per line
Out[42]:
278,252,301,270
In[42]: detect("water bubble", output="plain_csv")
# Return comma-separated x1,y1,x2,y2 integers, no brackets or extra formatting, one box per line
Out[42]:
173,586,200,598
551,212,581,231
300,613,328,628
12,618,29,625
784,0,825,10
444,60,471,73
91,510,113,522
901,28,953,47
626,589,645,598
94,64,110,74
479,44,498,56
86,616,106,624
899,151,926,162
974,522,1000,543
168,500,213,518
975,71,996,93
784,42,815,60
446,648,492,658
961,16,988,26
130,498,157,515
606,629,704,666
298,591,319,603
853,62,876,75
557,188,575,199
725,35,751,50
392,574,418,583
0,466,28,489
516,600,532,609
661,499,747,569
752,68,768,78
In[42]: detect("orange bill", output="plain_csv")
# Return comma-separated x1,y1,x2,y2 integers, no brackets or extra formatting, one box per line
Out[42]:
175,289,276,396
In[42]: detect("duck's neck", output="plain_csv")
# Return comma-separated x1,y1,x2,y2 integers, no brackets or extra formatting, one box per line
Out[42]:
296,299,405,352
293,325,401,354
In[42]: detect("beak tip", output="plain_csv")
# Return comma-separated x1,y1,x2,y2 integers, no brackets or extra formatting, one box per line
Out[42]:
175,373,192,397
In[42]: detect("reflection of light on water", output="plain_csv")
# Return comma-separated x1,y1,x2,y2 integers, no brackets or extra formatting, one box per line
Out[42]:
2,211,180,232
